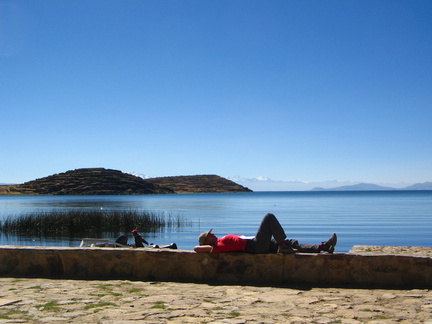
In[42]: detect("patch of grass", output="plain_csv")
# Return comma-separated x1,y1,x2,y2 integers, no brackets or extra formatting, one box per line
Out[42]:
128,288,143,293
27,286,41,290
121,282,133,286
0,209,190,237
4,310,28,316
151,301,165,309
124,282,147,294
229,312,241,317
0,310,30,321
38,301,60,312
361,308,372,312
93,284,113,290
84,302,117,310
373,315,387,319
90,284,121,296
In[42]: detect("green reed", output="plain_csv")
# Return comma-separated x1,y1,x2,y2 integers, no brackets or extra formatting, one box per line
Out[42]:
0,209,190,237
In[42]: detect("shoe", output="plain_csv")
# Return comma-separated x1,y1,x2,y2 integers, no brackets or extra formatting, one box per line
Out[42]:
285,239,299,249
160,243,177,249
321,233,337,253
277,241,295,254
167,243,177,249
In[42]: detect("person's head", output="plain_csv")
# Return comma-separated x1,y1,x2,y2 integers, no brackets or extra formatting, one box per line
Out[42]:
131,229,139,236
198,229,217,245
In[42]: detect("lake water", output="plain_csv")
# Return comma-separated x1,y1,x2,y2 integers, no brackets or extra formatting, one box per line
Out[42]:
0,191,431,252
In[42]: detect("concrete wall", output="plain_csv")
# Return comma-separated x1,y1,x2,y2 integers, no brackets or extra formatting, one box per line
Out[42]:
0,246,431,287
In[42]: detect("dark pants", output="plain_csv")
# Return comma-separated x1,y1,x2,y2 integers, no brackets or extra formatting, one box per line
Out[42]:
245,213,320,254
245,213,286,253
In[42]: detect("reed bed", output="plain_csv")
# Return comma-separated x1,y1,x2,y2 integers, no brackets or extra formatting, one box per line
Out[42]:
0,209,190,237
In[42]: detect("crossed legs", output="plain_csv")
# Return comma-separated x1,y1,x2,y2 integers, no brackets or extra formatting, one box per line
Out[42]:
247,213,336,254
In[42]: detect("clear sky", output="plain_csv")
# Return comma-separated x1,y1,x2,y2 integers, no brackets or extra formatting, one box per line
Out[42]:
1,1,431,186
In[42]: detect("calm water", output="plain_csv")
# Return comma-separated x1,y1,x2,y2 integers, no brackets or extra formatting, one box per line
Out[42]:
0,191,431,252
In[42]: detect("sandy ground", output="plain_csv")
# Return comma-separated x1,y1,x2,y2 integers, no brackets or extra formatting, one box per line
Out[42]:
0,277,431,323
1,246,431,323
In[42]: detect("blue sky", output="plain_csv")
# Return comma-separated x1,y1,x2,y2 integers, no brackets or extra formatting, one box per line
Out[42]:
1,1,431,187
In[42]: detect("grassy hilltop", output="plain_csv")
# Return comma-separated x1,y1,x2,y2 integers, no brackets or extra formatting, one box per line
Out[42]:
0,168,252,195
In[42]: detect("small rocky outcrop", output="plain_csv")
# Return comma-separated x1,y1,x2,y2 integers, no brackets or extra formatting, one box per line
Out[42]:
12,168,172,195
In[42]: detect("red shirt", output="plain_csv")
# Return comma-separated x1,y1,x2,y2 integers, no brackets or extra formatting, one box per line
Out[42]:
211,234,247,253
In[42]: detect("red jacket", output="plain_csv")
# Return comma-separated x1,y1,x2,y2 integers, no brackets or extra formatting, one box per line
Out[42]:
212,234,247,253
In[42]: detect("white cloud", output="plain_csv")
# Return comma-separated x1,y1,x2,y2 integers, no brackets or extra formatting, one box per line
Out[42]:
127,171,153,179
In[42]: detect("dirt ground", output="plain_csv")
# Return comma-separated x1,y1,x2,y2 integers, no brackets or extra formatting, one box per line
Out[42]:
1,277,432,323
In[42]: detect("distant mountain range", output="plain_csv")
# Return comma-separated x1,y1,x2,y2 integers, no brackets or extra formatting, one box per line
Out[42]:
311,182,432,191
227,176,432,191
3,171,431,192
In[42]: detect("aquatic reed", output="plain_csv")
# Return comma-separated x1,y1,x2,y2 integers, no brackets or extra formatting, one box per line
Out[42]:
0,209,190,237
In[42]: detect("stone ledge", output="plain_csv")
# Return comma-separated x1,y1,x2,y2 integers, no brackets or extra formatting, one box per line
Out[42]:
0,245,431,288
348,245,432,257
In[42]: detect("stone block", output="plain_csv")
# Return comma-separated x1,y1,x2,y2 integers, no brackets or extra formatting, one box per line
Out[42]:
0,245,431,288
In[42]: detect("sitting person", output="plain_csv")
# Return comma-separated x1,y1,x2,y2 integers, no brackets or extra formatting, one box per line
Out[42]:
131,229,149,247
194,213,337,254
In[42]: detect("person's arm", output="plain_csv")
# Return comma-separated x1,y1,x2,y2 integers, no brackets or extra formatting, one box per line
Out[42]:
194,245,213,253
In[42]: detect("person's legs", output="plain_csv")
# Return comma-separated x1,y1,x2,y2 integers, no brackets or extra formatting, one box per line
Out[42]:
291,233,337,253
296,243,320,253
245,213,338,254
249,213,287,253
268,239,279,253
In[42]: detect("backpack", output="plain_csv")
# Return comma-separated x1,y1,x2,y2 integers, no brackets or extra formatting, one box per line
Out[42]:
115,235,128,245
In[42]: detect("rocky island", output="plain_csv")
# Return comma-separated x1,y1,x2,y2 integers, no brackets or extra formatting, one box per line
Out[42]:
0,168,252,195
